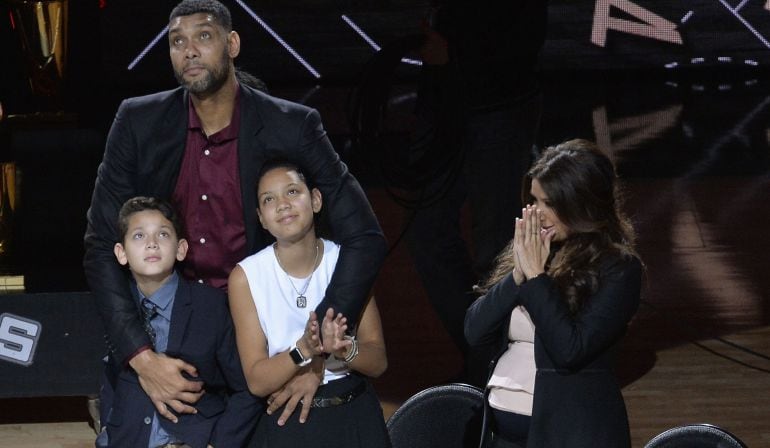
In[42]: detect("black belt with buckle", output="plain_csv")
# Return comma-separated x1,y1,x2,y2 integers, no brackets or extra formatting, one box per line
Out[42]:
309,378,366,408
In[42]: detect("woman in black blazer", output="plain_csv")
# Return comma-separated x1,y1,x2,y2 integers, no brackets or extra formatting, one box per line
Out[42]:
465,139,642,448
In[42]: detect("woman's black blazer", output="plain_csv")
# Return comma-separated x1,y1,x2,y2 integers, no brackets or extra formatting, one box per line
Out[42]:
465,253,642,448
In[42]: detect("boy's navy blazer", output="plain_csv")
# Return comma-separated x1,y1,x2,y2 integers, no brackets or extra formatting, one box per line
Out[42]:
85,84,387,365
104,278,260,448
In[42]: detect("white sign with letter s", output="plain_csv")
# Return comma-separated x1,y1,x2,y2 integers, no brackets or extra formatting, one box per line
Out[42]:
0,313,42,366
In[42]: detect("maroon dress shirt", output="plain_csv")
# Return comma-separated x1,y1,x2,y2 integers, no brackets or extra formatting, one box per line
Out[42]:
172,91,246,289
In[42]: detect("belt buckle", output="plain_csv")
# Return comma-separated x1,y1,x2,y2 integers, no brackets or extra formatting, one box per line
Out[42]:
309,380,364,408
311,391,352,408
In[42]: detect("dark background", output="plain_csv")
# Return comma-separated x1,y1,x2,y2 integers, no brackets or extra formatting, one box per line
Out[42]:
1,0,769,292
3,1,770,120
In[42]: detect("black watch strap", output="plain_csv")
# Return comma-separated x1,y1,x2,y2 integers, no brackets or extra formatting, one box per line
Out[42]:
289,345,311,366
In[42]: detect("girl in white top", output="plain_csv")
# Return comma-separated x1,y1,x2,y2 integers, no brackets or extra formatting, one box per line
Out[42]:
228,160,389,448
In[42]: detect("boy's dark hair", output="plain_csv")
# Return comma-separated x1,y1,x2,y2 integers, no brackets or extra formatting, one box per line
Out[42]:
117,197,183,243
169,0,232,31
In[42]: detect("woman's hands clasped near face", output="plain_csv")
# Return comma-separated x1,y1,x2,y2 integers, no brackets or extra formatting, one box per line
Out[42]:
513,204,555,282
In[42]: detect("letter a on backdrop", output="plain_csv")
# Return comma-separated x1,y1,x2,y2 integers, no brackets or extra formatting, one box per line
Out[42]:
592,0,683,47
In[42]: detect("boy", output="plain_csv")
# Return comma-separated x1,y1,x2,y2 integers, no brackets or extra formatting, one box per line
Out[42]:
97,196,259,448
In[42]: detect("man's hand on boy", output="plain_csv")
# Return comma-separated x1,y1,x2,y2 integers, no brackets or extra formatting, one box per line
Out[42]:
130,350,204,422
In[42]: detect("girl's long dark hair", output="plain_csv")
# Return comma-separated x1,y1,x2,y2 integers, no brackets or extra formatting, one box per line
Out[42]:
480,139,638,314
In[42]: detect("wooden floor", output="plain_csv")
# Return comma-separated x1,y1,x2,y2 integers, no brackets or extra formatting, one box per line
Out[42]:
2,82,770,447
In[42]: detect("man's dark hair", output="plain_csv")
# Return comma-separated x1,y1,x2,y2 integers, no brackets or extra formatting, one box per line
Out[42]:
169,0,232,31
117,197,184,243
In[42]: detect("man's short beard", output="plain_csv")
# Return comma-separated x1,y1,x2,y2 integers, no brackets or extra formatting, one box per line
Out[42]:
175,49,231,96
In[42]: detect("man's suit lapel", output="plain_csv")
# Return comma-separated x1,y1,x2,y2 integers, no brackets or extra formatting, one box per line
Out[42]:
144,88,189,198
237,86,266,254
167,277,192,354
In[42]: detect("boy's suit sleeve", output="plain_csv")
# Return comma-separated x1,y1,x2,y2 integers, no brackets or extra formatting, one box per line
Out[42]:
210,307,262,446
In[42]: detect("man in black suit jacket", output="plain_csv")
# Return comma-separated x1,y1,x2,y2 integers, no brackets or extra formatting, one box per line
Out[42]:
84,0,386,424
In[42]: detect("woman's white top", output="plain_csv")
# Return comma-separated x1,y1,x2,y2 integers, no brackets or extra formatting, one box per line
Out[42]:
238,238,348,384
487,306,536,416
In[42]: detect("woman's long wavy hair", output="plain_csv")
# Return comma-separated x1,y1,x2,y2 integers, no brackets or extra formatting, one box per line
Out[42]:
480,139,638,315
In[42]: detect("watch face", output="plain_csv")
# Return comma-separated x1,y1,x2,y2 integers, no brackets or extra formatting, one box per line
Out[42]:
290,347,305,365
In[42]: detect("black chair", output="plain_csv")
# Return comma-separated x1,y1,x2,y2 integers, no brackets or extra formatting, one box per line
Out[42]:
644,423,748,448
387,383,485,448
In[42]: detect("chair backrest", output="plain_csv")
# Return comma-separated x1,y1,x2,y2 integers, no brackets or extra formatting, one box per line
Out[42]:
387,383,484,448
644,423,748,448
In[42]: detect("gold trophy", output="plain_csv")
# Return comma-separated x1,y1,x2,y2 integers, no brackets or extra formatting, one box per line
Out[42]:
0,1,69,287
6,0,68,107
0,162,23,291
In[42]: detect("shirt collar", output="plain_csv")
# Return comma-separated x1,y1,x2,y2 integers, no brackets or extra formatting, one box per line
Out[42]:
132,271,179,321
186,83,242,144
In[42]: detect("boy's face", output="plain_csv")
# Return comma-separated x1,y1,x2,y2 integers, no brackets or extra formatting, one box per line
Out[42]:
257,167,321,243
114,210,188,283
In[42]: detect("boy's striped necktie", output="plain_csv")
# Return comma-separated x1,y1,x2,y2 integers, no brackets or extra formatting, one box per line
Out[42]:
140,298,158,347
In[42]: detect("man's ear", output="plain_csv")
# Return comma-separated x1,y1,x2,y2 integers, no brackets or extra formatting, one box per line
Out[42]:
176,238,189,262
114,243,128,266
228,30,241,58
311,188,322,213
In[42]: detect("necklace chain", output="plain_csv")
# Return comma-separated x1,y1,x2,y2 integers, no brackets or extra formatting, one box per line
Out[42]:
274,241,320,308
